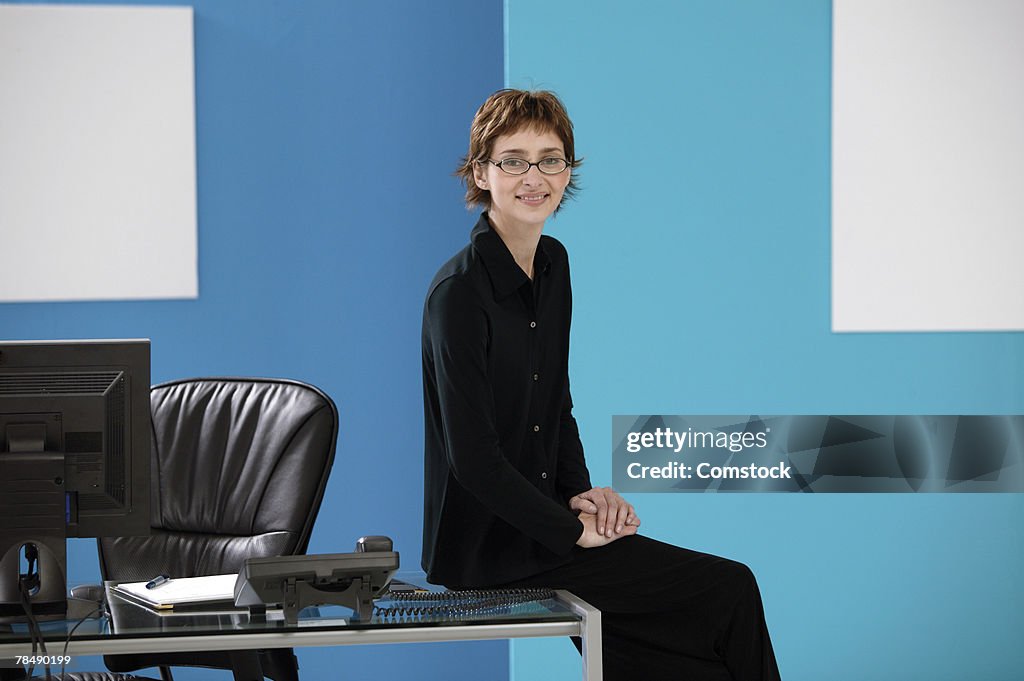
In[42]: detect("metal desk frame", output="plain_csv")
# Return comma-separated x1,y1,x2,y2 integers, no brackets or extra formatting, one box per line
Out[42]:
0,590,602,681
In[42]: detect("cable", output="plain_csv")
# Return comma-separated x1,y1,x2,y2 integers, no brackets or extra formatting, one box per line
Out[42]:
373,587,556,621
18,579,50,680
60,603,101,680
13,586,98,681
18,582,37,678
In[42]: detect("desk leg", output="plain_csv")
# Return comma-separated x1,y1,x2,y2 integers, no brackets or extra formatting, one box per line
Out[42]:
228,650,265,681
555,590,602,681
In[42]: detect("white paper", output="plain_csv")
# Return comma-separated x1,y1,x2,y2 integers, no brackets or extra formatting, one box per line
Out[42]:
114,574,236,608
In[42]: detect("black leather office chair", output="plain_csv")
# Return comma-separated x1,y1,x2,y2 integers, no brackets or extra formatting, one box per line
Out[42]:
77,377,338,681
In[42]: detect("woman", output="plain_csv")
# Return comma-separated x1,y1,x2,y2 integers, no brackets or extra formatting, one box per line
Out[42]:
421,89,781,680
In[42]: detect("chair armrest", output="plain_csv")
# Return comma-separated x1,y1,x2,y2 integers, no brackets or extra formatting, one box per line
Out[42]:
69,583,105,603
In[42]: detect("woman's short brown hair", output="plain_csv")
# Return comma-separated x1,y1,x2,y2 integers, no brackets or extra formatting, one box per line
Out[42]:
455,89,582,211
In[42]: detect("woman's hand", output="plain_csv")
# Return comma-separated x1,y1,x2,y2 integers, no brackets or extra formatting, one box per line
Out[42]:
569,486,640,539
575,511,638,548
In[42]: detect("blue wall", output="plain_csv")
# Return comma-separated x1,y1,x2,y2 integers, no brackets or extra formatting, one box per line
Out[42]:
0,1,507,679
506,1,1024,680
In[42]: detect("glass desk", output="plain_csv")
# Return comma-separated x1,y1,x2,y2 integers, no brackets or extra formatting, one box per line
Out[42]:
0,576,602,681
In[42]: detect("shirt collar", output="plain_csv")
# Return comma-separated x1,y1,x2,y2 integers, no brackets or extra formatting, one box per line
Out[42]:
471,212,552,299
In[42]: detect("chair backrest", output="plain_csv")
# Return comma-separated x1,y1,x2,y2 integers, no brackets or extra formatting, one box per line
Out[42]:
99,378,338,582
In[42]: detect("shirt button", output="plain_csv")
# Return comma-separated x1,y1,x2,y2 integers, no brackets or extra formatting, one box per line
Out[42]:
530,321,537,328
541,472,548,479
532,373,539,381
533,425,540,432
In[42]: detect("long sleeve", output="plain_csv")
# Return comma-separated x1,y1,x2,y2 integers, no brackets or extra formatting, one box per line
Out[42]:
556,382,592,504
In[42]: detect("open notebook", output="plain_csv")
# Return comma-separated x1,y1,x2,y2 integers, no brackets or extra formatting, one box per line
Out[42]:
112,574,237,610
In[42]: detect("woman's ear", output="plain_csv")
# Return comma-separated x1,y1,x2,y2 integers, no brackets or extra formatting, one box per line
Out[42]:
473,161,488,190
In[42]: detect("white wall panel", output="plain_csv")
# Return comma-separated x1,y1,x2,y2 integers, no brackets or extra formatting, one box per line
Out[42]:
0,4,196,302
832,0,1024,331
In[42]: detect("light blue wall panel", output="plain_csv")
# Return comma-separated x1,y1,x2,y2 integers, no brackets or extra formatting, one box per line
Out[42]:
506,1,1024,679
0,1,507,678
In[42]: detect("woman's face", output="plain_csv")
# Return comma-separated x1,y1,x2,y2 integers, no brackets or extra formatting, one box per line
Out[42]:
473,127,571,232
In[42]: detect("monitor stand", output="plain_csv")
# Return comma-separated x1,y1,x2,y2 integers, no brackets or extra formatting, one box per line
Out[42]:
0,536,72,623
0,448,79,623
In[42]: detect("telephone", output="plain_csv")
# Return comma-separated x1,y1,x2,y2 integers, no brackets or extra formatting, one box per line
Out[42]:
234,535,399,623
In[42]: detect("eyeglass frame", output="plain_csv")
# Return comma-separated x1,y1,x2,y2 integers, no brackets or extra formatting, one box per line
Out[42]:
477,157,572,176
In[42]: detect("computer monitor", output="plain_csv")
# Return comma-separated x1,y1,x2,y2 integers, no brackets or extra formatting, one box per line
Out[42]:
0,339,151,619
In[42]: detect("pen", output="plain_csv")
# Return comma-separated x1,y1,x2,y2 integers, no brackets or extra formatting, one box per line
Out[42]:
145,574,171,589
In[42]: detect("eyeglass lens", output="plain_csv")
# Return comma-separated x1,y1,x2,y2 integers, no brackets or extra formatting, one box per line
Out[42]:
495,158,569,175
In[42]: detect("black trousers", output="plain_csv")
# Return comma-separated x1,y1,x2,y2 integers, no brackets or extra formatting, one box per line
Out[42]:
501,535,781,681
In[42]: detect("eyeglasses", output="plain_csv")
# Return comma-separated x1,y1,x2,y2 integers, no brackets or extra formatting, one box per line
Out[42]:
479,157,571,175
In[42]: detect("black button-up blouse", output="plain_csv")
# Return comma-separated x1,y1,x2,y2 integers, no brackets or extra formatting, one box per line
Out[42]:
421,213,592,587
